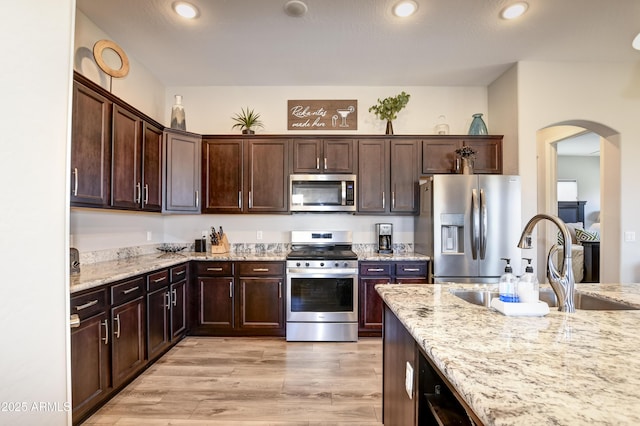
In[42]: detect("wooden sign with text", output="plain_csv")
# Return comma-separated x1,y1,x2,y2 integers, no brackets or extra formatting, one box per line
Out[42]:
287,100,358,130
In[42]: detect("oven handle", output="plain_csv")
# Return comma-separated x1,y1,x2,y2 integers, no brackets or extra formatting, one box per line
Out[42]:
286,269,358,276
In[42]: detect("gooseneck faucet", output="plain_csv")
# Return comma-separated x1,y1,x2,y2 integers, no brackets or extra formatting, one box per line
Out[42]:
517,214,576,313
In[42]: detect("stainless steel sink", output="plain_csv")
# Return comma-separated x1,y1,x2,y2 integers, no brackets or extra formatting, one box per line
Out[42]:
450,288,639,310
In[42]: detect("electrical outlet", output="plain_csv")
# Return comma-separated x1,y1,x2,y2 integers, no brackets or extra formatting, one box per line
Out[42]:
257,231,263,240
625,231,636,242
405,362,414,399
146,231,152,241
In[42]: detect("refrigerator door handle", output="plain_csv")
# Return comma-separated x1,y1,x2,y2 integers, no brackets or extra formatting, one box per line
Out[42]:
471,189,479,260
479,188,487,259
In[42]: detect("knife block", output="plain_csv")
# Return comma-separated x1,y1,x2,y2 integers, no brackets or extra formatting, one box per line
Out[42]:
211,234,230,254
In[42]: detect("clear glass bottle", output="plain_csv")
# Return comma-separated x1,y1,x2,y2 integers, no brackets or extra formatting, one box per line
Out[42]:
499,258,519,303
435,115,450,135
170,95,186,131
518,258,539,303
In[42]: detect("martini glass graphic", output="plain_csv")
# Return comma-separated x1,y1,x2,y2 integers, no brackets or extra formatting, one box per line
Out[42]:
335,105,355,127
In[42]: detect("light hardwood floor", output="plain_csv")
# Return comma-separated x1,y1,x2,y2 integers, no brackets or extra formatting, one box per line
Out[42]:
84,337,383,425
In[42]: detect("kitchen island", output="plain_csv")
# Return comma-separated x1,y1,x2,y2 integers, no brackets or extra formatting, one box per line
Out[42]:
376,283,640,425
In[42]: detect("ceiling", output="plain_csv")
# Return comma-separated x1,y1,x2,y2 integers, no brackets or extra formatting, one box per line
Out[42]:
557,132,601,157
76,0,640,87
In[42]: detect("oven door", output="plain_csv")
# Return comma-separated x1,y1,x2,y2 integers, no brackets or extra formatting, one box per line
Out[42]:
286,270,358,323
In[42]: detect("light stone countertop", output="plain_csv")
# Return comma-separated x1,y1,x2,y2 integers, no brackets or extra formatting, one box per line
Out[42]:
376,282,640,426
70,251,430,294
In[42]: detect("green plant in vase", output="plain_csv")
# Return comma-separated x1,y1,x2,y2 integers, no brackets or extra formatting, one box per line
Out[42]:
368,91,410,135
231,107,264,134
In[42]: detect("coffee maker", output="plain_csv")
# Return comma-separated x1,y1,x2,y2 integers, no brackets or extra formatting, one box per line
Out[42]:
376,223,393,254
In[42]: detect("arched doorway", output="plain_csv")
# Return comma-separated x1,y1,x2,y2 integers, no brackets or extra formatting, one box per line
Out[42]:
537,121,621,283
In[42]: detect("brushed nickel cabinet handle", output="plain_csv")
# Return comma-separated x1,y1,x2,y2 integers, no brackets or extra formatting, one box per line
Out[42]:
249,191,253,209
382,192,385,209
403,268,421,272
195,190,199,208
172,288,177,307
207,267,223,272
122,286,139,295
72,167,78,197
324,158,327,170
135,182,141,203
252,268,269,272
392,191,396,209
229,281,233,298
114,315,121,339
316,157,320,170
102,319,109,345
279,282,282,299
144,184,149,204
368,268,384,272
153,276,167,283
165,291,171,311
175,270,186,276
238,191,242,209
75,299,98,311
70,314,80,328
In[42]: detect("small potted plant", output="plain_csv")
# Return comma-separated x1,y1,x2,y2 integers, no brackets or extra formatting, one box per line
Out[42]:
455,145,476,174
231,107,264,134
368,91,410,135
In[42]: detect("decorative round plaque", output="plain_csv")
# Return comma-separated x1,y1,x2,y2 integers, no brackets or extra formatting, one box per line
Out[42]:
92,39,130,78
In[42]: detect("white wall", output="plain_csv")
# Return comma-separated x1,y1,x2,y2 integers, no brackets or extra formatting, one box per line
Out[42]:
557,156,601,229
0,0,74,424
74,10,166,123
165,85,488,135
496,61,640,282
488,65,519,176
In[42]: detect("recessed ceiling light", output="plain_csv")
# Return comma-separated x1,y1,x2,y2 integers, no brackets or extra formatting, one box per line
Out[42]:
393,1,418,18
284,0,308,17
173,1,199,19
633,32,640,51
500,2,528,20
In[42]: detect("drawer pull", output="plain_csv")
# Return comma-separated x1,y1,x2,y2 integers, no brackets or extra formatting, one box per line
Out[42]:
70,314,80,328
252,268,269,272
367,268,384,272
75,299,98,311
122,286,140,295
403,268,421,272
153,276,167,283
175,270,186,276
207,267,223,271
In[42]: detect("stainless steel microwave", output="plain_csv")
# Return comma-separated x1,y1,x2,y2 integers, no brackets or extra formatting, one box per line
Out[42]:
290,174,356,212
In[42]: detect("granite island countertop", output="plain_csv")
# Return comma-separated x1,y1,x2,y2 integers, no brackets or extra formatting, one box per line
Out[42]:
70,251,430,294
376,282,640,426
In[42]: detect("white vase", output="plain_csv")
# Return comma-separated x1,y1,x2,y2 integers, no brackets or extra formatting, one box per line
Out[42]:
170,95,186,131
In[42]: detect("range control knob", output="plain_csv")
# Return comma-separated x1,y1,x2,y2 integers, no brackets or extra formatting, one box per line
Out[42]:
305,262,310,267
343,262,349,267
296,262,301,267
320,262,325,267
334,262,339,267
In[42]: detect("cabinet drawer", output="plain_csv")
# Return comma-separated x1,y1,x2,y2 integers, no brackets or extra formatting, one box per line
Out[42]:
195,261,233,276
170,263,188,282
147,269,169,292
71,287,108,320
359,262,392,276
395,262,428,277
111,276,145,306
238,262,284,276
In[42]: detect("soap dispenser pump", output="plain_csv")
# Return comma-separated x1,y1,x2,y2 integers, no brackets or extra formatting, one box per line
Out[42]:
518,258,539,303
499,258,519,303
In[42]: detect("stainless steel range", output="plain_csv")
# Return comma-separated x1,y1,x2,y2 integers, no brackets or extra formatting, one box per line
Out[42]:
286,231,359,342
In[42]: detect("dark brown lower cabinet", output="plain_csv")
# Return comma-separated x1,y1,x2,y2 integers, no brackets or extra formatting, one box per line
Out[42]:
198,277,235,330
71,311,110,424
147,287,170,360
239,277,283,331
111,296,146,388
171,279,188,338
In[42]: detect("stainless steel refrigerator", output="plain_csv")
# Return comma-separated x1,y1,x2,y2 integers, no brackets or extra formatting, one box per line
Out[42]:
415,175,522,283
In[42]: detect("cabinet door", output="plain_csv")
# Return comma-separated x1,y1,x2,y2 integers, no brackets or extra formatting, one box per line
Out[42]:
171,280,188,339
390,140,419,214
164,130,201,212
359,277,388,333
357,139,389,213
292,139,322,173
323,139,354,173
198,277,235,329
421,139,459,174
464,137,502,174
239,278,283,330
111,297,146,388
70,82,111,207
202,138,243,213
141,123,163,212
71,312,110,423
111,105,142,209
246,139,289,212
146,287,170,361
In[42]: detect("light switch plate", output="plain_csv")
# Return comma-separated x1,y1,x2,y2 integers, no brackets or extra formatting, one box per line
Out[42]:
405,362,414,399
625,231,636,242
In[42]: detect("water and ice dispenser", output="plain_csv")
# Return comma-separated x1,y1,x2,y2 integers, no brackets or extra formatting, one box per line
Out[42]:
440,214,465,254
